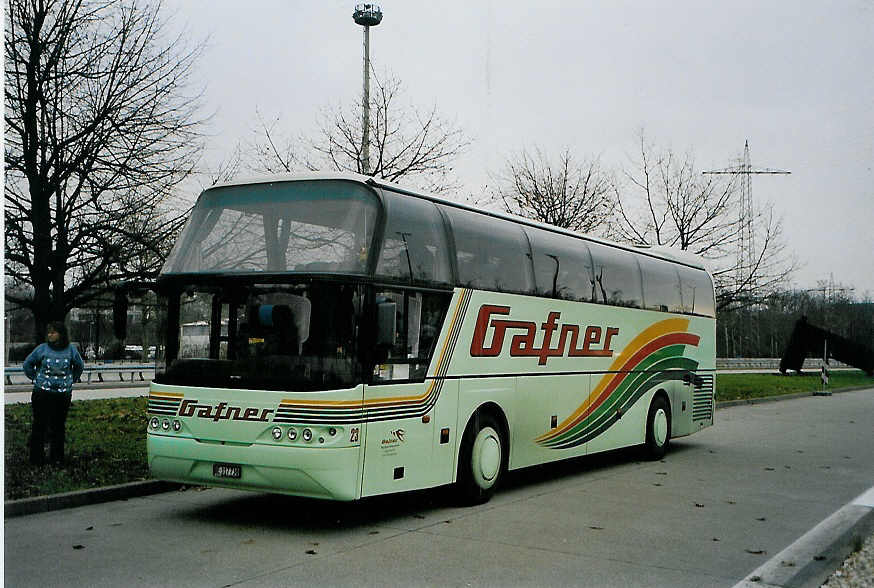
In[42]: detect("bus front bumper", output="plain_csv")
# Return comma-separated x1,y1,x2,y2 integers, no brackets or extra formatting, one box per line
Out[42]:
148,434,362,501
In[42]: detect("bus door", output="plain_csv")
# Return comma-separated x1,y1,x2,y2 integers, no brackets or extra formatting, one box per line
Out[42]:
361,289,455,496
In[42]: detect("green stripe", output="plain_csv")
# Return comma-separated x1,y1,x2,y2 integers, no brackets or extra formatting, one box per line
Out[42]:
541,353,699,449
542,345,688,447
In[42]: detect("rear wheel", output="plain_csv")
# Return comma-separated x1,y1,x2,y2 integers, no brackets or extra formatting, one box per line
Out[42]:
644,395,671,460
456,412,505,505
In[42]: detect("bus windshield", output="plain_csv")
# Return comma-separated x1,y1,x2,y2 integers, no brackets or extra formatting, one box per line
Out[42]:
156,280,364,391
162,180,380,275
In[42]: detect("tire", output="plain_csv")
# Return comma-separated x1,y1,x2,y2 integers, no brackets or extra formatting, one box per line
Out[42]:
644,395,671,460
456,412,505,505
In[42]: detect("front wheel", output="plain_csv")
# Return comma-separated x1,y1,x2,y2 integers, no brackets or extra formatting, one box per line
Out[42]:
456,412,505,505
644,395,671,460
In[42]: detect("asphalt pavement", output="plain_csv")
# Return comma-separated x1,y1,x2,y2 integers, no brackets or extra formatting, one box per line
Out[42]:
4,387,874,587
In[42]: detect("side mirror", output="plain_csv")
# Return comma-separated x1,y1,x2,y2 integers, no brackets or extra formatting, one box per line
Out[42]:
376,301,396,346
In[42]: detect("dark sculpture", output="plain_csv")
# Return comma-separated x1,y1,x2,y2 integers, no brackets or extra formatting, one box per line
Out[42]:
780,316,874,376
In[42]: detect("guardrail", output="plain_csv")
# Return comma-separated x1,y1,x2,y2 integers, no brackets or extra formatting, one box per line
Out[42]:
715,357,849,370
5,364,155,386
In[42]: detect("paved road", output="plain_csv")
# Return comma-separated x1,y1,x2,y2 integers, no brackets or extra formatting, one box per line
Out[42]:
4,388,873,587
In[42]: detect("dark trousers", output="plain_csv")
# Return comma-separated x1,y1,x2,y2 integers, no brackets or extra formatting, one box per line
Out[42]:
30,388,72,465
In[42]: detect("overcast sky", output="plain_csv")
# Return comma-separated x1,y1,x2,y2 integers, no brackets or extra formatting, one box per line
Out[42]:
164,0,874,296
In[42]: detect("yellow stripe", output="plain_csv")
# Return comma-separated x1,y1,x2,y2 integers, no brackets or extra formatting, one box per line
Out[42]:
607,318,689,371
429,289,468,378
149,392,184,399
280,384,436,408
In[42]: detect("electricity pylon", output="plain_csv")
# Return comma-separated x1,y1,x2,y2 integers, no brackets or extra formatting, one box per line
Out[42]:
703,140,790,299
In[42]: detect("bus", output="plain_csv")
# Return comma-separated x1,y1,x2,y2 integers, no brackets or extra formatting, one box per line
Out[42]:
144,173,715,504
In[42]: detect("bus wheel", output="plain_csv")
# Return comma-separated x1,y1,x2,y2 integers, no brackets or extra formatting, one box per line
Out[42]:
457,412,505,505
644,395,671,460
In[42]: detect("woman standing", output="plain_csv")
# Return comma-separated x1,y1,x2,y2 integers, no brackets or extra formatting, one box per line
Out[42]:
23,321,84,465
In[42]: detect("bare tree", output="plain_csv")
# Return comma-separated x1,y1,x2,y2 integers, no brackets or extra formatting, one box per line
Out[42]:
250,73,469,193
613,133,796,310
4,0,204,340
247,111,297,176
201,142,245,188
489,147,615,235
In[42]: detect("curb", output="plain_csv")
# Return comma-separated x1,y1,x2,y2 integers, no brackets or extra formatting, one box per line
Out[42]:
4,480,180,519
716,384,872,409
733,487,874,588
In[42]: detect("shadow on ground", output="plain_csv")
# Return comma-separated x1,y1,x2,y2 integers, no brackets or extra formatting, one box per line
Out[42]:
174,441,701,531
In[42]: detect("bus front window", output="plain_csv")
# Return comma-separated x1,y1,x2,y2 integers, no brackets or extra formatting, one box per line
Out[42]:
157,282,363,391
161,180,379,275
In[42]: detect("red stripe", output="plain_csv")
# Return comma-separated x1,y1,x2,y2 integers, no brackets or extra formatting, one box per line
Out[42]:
584,332,700,418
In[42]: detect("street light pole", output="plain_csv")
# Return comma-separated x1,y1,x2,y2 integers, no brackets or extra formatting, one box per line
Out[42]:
352,4,383,175
362,23,371,174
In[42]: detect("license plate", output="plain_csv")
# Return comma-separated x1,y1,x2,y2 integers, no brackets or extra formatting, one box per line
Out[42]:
213,463,242,479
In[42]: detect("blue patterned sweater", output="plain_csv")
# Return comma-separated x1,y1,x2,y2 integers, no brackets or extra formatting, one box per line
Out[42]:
23,343,85,394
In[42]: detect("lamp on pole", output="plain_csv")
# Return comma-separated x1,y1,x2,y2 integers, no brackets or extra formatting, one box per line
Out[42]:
352,3,383,175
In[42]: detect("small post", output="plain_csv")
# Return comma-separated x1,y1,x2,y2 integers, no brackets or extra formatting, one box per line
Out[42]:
815,338,831,396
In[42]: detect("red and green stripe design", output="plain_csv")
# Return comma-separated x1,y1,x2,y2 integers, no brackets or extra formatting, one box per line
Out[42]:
535,318,700,450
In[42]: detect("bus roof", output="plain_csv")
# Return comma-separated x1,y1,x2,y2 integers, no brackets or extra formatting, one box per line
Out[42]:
204,172,710,273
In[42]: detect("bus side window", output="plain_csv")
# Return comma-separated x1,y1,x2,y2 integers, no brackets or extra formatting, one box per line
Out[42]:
588,242,644,308
681,268,716,317
638,256,683,314
376,192,452,285
372,290,451,383
441,206,535,295
525,227,595,301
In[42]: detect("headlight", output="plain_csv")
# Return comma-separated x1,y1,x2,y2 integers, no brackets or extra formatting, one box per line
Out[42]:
272,427,283,440
161,419,170,431
287,428,297,441
302,428,313,442
173,420,182,432
150,417,159,429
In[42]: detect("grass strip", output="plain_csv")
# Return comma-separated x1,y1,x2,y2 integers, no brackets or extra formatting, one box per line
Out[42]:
4,396,149,500
716,370,873,401
4,372,872,500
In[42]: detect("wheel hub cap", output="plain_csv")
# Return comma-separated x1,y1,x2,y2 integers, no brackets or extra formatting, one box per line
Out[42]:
479,435,500,481
654,408,668,446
